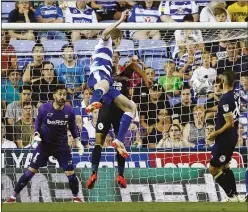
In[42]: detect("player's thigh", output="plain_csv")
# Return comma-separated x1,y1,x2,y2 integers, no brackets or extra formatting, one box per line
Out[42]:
53,148,74,172
114,94,136,113
87,71,110,91
29,145,50,170
111,104,124,135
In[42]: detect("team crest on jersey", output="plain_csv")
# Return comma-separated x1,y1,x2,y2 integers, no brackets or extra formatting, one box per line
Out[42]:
65,115,68,118
73,9,78,14
144,16,153,22
219,155,226,163
98,123,104,130
47,113,53,116
223,104,229,112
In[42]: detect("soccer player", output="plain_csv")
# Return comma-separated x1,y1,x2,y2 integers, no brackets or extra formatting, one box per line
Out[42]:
207,69,241,202
5,85,84,203
86,10,146,158
86,55,152,189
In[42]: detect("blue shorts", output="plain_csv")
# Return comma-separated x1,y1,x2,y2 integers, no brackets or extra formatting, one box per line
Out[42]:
88,70,120,105
29,144,74,171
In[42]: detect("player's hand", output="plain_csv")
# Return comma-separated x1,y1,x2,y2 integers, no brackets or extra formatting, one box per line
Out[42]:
207,132,217,141
145,78,153,88
75,137,84,155
120,9,130,22
32,132,41,149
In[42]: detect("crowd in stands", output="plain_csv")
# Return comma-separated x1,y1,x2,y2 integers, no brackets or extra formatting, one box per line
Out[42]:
1,0,248,149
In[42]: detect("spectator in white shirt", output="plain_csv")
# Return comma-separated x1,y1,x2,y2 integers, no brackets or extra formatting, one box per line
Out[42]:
159,1,199,22
1,123,17,148
65,0,98,42
200,0,231,22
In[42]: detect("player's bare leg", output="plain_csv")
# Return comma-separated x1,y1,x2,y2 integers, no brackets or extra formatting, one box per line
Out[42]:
85,79,109,113
5,167,37,203
64,170,82,203
112,95,136,158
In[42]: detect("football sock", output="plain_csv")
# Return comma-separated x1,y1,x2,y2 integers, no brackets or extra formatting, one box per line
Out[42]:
214,170,233,197
67,174,79,197
223,168,237,196
116,151,125,176
90,88,104,104
14,169,35,196
117,112,134,142
92,144,102,173
245,169,248,194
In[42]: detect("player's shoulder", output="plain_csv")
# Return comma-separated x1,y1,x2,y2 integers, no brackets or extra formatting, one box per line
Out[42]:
220,90,235,103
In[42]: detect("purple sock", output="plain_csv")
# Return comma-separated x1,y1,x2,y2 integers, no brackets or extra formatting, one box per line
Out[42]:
117,113,133,142
90,89,104,104
67,174,79,197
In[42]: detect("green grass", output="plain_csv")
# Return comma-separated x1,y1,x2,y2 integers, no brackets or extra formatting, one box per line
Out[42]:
2,202,248,212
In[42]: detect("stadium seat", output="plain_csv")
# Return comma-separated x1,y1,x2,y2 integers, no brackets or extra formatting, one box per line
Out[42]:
9,40,36,53
1,1,15,14
41,40,69,52
47,57,64,68
77,57,91,75
116,39,134,56
17,57,33,71
197,97,207,105
144,57,168,76
74,39,98,56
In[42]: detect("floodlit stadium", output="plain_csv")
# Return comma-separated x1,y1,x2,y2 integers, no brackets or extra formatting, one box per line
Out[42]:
1,0,248,212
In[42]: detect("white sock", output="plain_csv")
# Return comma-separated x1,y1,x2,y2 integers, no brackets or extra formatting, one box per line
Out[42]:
11,195,16,199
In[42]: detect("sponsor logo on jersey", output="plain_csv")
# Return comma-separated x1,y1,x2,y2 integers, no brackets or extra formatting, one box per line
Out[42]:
47,119,68,126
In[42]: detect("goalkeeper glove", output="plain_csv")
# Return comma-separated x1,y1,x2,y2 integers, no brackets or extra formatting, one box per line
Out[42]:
32,132,42,149
75,137,84,155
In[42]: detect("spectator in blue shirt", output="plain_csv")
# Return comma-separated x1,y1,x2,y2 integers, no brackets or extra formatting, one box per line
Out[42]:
1,69,23,106
55,44,86,98
35,0,67,41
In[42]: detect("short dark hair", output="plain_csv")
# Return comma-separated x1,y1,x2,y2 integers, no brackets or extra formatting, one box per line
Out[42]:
8,69,20,76
223,68,236,87
19,85,32,93
168,124,181,133
42,61,54,69
183,14,194,22
54,85,67,93
32,43,44,52
61,44,74,52
22,101,32,108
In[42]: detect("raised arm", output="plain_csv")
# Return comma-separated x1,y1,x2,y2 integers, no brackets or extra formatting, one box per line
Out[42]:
101,10,129,40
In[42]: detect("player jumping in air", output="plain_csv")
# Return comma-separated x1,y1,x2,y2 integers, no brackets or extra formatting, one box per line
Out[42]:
207,69,241,202
86,54,152,189
86,10,145,158
5,86,84,203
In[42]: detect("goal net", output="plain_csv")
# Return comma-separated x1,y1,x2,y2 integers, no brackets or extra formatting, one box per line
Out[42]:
1,20,248,203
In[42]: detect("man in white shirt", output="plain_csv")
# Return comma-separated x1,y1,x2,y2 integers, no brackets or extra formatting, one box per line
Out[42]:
65,0,98,42
1,123,17,148
190,52,217,95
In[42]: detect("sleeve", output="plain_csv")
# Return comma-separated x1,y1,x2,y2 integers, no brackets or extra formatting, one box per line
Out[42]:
219,96,235,118
78,67,85,83
80,127,89,146
159,1,170,16
190,69,198,82
56,6,64,19
1,84,6,101
8,10,15,23
64,8,72,23
5,104,14,119
92,10,98,23
128,5,136,22
29,11,36,23
174,30,182,44
178,55,187,69
34,7,41,20
191,1,199,14
200,7,209,22
227,5,234,20
34,105,43,133
69,110,79,139
14,124,22,141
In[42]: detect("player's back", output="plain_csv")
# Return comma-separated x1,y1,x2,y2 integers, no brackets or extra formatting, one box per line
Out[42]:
37,102,74,148
90,38,113,77
216,90,240,139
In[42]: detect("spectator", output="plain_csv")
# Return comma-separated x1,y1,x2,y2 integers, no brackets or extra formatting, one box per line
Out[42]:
182,105,205,147
5,85,36,126
227,1,248,22
1,31,18,78
213,7,228,22
139,84,171,132
23,43,45,83
158,61,183,96
128,1,161,40
32,61,60,107
1,123,17,148
90,1,122,21
35,0,67,41
125,122,143,148
237,121,246,147
65,0,98,42
156,124,186,148
1,69,23,106
55,44,86,98
8,1,35,41
173,14,203,59
172,86,195,126
178,39,203,80
239,72,248,112
159,1,199,22
190,51,217,95
204,121,215,147
200,0,231,22
195,0,210,13
14,102,35,148
142,109,171,148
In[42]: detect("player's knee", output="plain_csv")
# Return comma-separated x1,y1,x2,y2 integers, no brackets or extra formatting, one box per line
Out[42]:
209,165,220,176
96,133,106,146
28,167,38,174
94,80,109,93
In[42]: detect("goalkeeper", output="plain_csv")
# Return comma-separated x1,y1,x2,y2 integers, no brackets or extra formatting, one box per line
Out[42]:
86,56,152,189
5,86,84,203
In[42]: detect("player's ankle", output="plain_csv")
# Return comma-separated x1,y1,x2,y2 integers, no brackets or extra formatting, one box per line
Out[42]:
10,195,16,199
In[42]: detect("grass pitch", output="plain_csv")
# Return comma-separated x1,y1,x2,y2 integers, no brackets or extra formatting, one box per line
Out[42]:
2,202,247,212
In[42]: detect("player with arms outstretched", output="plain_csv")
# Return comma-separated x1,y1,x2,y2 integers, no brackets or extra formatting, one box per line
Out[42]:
5,86,84,203
86,55,152,189
207,69,241,202
86,10,142,158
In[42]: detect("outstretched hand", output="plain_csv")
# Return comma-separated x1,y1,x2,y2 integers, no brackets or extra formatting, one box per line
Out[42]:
145,78,153,88
120,9,130,22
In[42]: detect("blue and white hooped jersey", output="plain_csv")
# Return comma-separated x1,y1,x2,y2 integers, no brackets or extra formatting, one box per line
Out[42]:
179,50,203,72
95,1,117,10
35,5,64,20
195,0,210,7
159,1,198,22
65,5,98,23
90,38,113,77
128,4,160,23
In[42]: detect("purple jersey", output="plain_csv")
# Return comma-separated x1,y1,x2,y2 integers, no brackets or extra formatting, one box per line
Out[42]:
35,102,79,148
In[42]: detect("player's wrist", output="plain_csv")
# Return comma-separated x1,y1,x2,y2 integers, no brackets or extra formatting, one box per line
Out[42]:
34,132,40,137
